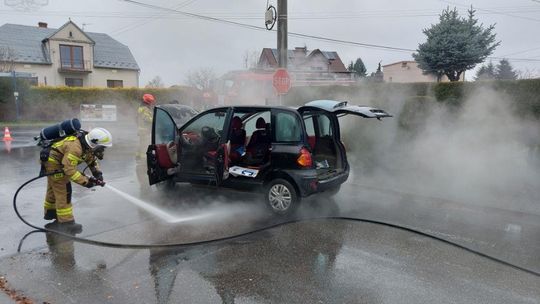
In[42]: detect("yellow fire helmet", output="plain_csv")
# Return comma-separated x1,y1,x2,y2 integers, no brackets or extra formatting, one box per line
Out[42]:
85,127,113,149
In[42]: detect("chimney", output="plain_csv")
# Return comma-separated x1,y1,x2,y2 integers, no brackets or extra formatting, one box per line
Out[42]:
38,22,48,28
294,47,307,56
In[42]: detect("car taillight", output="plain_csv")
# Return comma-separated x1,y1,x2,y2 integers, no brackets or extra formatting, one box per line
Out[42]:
297,147,313,168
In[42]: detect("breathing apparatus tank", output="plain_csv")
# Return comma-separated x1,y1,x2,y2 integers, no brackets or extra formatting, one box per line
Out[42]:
36,119,84,171
39,118,82,141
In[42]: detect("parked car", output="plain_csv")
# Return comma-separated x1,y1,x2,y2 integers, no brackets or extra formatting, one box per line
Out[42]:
146,100,391,215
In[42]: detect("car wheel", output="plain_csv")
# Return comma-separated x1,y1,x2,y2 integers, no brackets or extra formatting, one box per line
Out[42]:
265,178,299,215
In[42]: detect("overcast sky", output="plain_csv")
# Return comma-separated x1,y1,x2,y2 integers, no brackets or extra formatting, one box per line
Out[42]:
1,0,539,85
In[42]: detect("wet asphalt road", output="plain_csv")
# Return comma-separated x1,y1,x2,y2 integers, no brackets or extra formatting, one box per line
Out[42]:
0,126,539,304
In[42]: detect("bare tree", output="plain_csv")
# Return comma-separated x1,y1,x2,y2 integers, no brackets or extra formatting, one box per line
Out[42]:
186,67,216,90
242,50,260,69
517,68,540,79
0,46,17,72
145,75,164,88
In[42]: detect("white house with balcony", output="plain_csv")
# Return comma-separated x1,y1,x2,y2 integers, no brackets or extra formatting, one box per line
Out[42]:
0,21,140,87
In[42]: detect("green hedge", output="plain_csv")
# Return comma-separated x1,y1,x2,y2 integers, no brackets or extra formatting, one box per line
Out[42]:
0,86,202,121
398,95,437,131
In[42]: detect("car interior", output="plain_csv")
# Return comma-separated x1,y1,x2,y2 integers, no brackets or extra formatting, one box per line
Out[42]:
174,109,272,176
153,108,342,180
303,111,343,178
228,110,272,170
175,110,227,174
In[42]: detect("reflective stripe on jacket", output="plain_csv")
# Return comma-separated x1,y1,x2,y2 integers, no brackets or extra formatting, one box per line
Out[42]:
137,105,153,131
48,136,99,186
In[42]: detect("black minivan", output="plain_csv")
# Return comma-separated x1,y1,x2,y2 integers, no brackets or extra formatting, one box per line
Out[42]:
147,100,391,215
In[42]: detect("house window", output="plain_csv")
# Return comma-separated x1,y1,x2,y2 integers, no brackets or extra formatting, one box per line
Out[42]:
28,77,38,86
65,78,83,87
107,80,123,88
60,45,84,69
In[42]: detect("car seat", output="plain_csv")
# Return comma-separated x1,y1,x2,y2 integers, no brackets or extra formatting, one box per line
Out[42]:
245,117,271,166
229,116,246,164
155,141,176,169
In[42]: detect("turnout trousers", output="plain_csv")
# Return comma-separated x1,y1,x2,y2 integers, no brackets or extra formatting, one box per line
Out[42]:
43,163,74,223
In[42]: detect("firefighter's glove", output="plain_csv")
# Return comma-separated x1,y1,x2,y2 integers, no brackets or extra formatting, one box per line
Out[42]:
85,176,105,188
92,170,103,181
85,177,97,188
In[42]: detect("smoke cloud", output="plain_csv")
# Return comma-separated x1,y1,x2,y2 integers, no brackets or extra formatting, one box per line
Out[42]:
341,84,540,215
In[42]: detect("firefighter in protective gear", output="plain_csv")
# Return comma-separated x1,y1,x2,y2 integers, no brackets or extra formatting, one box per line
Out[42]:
43,128,112,233
137,93,155,158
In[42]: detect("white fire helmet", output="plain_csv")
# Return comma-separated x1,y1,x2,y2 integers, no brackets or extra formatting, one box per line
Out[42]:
85,127,113,149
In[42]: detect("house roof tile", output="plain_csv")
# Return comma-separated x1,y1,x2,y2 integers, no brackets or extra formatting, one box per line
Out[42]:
0,23,139,70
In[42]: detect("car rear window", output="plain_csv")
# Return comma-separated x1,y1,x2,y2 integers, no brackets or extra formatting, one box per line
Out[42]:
275,111,301,142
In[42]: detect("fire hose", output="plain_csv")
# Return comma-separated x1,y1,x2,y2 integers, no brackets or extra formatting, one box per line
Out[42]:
13,172,540,277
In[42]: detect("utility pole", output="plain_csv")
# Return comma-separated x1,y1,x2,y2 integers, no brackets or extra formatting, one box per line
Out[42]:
277,0,287,68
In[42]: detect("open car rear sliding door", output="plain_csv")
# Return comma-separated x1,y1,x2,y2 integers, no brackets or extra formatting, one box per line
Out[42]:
147,107,178,185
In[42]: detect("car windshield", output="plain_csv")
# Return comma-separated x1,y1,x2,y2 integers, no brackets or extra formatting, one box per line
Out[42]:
181,110,227,135
160,104,198,127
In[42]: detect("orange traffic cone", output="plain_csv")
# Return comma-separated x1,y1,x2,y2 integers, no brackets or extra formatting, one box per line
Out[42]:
3,126,13,141
3,140,11,153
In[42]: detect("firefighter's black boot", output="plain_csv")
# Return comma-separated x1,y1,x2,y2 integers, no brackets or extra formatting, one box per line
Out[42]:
45,220,83,234
44,209,57,221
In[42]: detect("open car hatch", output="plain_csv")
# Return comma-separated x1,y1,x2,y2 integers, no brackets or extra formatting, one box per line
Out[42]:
298,100,392,119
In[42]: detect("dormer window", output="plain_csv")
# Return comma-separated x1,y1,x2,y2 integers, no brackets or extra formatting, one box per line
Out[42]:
60,45,83,69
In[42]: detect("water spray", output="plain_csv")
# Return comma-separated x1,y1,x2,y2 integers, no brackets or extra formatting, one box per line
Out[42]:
104,184,214,224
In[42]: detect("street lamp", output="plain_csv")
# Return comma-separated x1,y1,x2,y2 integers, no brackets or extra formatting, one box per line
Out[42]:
11,71,20,121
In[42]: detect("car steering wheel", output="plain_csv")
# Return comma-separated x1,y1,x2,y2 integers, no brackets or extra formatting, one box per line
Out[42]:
181,131,200,146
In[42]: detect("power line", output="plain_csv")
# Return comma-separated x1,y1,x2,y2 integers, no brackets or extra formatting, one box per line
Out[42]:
488,56,540,63
501,46,540,57
4,7,540,20
111,0,199,35
438,0,540,22
117,0,417,53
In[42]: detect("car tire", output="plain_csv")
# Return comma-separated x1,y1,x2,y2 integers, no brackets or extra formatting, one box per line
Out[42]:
265,178,299,215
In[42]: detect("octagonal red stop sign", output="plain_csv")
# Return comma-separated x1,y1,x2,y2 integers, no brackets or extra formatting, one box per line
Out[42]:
273,68,291,95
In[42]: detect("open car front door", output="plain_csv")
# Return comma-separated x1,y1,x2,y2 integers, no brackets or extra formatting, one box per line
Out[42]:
146,106,180,185
298,100,392,119
176,108,231,186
